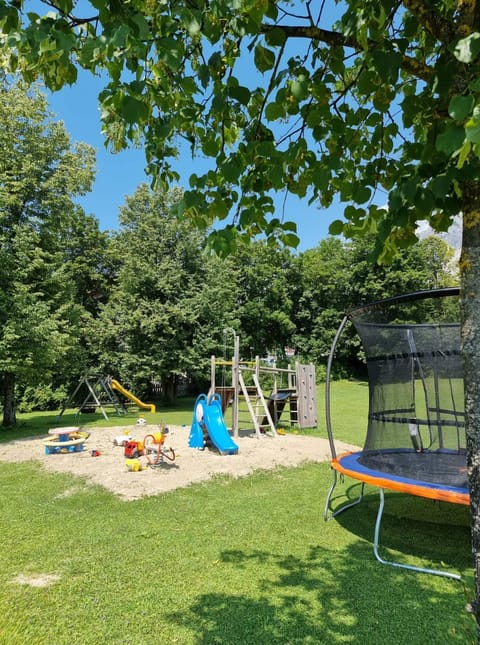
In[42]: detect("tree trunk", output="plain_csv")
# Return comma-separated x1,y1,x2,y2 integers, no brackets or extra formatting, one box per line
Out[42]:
163,376,177,405
460,204,480,638
1,372,16,427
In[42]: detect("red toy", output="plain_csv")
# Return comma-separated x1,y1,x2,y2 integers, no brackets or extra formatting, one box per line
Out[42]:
124,440,144,459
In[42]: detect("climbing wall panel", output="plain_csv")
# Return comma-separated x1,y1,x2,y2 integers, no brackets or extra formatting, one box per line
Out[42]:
296,363,317,429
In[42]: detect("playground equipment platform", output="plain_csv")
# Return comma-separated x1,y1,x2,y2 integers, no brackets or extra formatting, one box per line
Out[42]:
209,333,317,438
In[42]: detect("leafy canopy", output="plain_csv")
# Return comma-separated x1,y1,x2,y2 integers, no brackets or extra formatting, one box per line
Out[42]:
93,183,238,395
1,1,479,257
0,80,102,423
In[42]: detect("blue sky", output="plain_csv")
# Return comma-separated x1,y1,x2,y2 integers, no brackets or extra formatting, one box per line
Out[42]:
47,73,340,252
35,0,352,253
27,0,345,251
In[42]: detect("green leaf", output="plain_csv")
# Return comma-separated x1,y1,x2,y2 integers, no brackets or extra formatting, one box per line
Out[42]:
282,221,297,232
304,106,324,128
414,188,435,215
371,50,402,84
465,117,480,143
312,168,331,193
400,179,417,202
110,24,130,48
265,101,285,120
290,76,309,101
264,26,286,47
430,173,452,198
352,184,371,204
254,44,275,72
448,94,475,120
220,159,242,183
159,38,184,72
329,51,345,76
357,69,378,96
201,132,221,156
120,95,149,124
435,123,465,155
131,13,150,39
329,219,344,235
228,84,251,105
433,58,458,95
39,37,56,53
61,62,78,86
456,140,471,167
280,232,300,248
454,33,480,63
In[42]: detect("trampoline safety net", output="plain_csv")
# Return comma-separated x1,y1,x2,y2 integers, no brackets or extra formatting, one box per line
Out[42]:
348,288,467,489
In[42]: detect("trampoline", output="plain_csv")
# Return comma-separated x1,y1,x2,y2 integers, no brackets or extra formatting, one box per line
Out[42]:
324,288,469,580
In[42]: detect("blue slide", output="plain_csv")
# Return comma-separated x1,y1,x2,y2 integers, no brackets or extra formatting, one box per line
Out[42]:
189,393,239,455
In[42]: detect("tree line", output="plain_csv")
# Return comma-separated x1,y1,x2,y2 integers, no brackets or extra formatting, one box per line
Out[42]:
0,82,457,426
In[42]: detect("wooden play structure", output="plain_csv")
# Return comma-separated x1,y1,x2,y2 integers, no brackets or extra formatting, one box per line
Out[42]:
57,374,156,420
210,332,317,438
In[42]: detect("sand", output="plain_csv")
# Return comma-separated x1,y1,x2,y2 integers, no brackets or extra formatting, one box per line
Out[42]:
0,424,359,501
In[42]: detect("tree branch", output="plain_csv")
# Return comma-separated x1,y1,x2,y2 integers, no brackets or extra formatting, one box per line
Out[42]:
455,0,479,37
260,23,434,83
37,0,98,25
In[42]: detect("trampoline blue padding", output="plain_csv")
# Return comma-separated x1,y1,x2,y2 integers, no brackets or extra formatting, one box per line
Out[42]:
333,451,470,505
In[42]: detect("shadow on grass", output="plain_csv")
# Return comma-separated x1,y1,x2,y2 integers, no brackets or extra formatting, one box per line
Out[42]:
169,486,474,644
328,483,471,575
169,541,475,644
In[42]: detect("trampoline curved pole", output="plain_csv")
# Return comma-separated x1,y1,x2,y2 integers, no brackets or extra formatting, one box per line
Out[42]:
325,314,349,461
324,314,365,521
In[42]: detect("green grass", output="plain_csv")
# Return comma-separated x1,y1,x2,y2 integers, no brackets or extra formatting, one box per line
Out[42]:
322,379,369,445
0,381,476,644
0,463,474,644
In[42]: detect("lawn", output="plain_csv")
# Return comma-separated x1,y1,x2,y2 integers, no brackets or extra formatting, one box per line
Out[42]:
0,381,475,644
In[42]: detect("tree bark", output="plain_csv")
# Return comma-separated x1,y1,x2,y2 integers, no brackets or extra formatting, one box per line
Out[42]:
163,376,177,405
1,372,16,427
460,204,480,638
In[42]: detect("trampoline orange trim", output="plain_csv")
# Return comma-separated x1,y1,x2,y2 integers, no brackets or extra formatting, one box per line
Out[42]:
332,452,470,506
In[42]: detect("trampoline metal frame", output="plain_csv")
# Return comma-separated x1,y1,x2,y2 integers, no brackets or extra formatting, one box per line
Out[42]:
373,488,461,580
324,465,463,580
325,288,466,581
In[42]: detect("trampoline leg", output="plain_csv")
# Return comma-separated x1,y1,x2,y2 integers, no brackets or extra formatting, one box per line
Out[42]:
373,488,462,581
324,470,365,521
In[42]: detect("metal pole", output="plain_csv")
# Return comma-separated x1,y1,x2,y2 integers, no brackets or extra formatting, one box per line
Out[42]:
210,355,216,396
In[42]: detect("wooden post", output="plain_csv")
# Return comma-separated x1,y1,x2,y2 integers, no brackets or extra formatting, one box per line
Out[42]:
233,334,240,439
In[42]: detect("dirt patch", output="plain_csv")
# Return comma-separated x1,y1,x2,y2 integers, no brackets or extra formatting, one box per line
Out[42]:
12,573,61,587
0,425,359,501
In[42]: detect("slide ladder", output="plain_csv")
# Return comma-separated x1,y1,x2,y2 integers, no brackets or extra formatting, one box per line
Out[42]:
238,371,276,438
